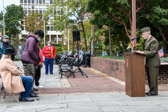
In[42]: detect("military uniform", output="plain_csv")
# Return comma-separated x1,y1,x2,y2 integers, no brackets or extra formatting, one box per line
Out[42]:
141,27,160,95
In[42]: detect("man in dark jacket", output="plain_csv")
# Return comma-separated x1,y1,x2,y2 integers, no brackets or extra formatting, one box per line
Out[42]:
136,27,160,96
2,35,15,60
21,30,44,77
21,30,44,97
0,32,5,59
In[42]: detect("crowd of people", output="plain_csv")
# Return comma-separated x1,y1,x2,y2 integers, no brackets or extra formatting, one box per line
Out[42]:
0,30,56,102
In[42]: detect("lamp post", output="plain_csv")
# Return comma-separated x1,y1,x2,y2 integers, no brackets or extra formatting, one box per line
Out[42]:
43,17,45,47
3,0,5,35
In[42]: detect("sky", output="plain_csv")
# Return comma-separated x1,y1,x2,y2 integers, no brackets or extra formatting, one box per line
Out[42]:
0,0,19,12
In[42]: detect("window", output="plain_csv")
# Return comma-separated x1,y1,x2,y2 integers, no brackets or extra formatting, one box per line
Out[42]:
39,0,42,4
43,0,45,4
20,0,23,3
24,0,27,3
46,0,50,4
39,10,42,14
28,0,31,3
32,0,34,3
32,6,34,9
50,0,53,4
24,10,27,15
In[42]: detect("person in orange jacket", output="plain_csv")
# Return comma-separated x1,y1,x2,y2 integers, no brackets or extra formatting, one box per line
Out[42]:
42,41,56,75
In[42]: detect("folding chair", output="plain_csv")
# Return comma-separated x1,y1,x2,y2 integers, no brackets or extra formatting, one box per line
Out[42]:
59,57,75,78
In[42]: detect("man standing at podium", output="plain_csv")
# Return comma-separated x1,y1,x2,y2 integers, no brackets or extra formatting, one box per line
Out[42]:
136,27,160,96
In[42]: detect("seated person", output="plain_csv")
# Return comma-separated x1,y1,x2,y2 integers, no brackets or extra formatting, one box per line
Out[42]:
0,48,34,102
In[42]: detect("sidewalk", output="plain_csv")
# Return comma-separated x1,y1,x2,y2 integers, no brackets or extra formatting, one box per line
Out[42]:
0,61,168,112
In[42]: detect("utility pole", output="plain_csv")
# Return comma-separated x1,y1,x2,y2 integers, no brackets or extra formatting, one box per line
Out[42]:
132,0,136,51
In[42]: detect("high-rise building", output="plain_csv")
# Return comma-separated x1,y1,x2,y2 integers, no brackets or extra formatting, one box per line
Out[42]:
19,0,63,45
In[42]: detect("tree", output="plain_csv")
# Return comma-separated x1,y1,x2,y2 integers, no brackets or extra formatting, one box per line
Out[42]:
144,0,168,55
46,0,89,52
24,11,44,33
88,0,147,38
0,4,25,37
0,4,25,51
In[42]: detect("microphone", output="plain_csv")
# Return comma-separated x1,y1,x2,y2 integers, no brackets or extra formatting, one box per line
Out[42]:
130,36,140,41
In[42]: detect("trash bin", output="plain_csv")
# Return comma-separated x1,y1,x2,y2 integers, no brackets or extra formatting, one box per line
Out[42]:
83,52,91,67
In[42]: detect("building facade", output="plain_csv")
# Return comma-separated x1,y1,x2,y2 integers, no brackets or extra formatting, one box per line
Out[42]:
19,0,63,45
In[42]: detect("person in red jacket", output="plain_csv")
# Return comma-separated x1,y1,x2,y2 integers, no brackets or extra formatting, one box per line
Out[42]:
34,43,44,88
42,41,56,75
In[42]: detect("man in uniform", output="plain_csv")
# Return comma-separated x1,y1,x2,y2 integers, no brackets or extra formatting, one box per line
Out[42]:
136,27,160,96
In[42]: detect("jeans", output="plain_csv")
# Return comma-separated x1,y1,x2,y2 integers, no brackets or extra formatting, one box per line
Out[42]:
45,58,53,74
20,76,33,98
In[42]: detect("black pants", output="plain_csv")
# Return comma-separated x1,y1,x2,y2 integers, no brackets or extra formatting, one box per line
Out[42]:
35,66,41,86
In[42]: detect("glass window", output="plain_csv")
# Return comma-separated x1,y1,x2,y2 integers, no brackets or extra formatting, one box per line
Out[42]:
39,10,42,14
24,10,27,15
51,26,53,31
39,0,42,4
32,6,34,9
43,0,45,4
20,0,23,3
24,5,28,8
32,0,34,3
46,0,50,4
50,0,53,4
28,10,31,14
24,0,27,3
47,26,49,30
28,0,31,3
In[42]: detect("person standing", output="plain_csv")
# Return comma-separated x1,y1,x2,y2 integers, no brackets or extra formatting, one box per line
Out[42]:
0,32,5,59
2,35,15,60
136,27,160,96
34,43,44,89
21,30,44,97
42,41,56,75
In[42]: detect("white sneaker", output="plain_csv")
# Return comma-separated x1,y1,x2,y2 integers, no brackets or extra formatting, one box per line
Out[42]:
34,85,44,89
38,85,44,88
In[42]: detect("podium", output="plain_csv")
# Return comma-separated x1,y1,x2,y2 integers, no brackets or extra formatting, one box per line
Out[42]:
125,53,145,97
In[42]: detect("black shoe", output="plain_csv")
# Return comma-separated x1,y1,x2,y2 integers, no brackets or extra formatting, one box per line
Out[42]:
19,97,34,102
31,90,38,94
29,92,39,97
32,88,38,92
146,93,158,96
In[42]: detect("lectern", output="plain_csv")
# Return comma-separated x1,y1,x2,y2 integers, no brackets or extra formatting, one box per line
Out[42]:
125,53,145,97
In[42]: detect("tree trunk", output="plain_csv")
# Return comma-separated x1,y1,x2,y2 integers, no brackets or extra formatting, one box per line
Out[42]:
92,25,96,56
108,28,113,55
81,21,87,52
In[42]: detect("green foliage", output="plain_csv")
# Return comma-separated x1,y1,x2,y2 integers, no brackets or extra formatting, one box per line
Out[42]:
0,4,25,36
160,57,168,62
46,0,89,31
25,11,44,33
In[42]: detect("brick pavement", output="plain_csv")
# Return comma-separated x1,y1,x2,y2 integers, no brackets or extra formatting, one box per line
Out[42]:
38,67,125,94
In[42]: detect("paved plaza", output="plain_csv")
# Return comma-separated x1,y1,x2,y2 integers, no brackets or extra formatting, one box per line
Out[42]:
0,61,168,112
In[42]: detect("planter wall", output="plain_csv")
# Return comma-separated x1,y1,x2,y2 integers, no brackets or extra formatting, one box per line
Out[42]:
91,57,168,84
